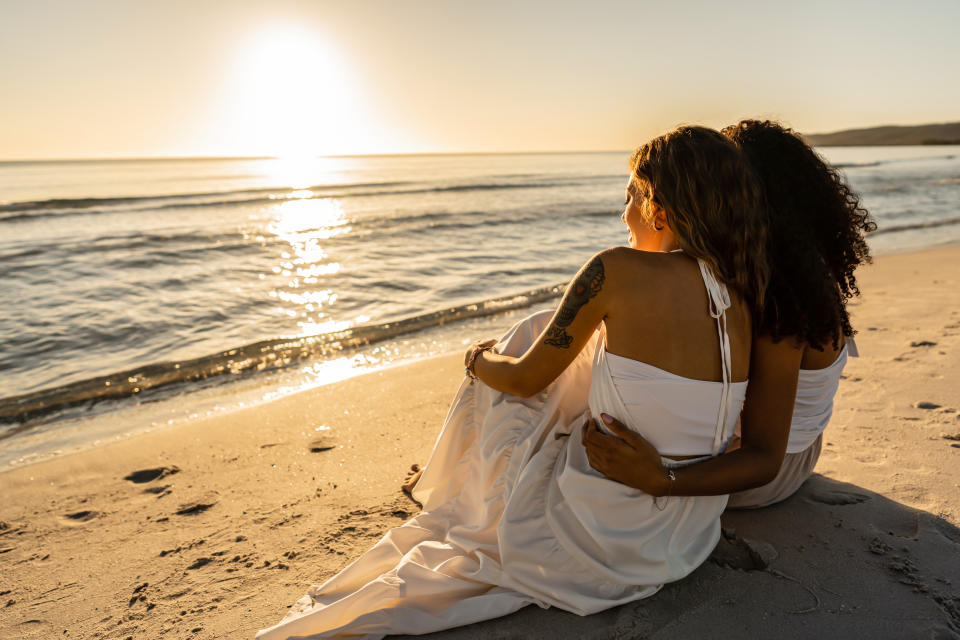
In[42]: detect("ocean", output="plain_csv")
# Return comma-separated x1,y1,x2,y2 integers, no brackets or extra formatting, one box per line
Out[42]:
2,146,959,468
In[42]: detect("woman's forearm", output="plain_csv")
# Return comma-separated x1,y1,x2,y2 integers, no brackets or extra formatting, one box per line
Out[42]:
584,414,785,498
472,350,535,396
658,445,783,497
652,336,802,497
468,251,611,398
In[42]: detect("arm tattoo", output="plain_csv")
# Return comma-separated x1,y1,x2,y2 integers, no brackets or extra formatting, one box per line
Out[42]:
543,256,605,349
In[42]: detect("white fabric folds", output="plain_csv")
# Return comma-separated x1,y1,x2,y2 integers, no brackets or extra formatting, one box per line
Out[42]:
257,260,744,639
785,339,855,454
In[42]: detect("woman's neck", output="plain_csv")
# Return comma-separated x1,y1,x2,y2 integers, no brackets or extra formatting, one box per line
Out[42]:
656,234,681,253
633,230,680,253
656,227,680,252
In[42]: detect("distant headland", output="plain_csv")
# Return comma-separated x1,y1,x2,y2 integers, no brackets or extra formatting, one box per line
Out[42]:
805,121,960,146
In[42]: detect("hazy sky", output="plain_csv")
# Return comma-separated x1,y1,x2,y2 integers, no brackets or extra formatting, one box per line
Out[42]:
1,0,958,159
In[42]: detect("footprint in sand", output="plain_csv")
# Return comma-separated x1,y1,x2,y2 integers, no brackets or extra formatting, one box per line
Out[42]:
709,530,777,571
308,437,336,453
914,401,943,410
63,510,99,522
886,557,925,589
942,433,960,441
910,340,938,347
124,466,180,484
175,501,216,516
869,537,893,556
806,488,870,505
880,510,921,539
128,582,157,611
186,557,213,570
142,484,171,495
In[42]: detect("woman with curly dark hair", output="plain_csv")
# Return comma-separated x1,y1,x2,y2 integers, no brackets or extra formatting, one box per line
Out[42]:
583,119,875,509
724,119,875,507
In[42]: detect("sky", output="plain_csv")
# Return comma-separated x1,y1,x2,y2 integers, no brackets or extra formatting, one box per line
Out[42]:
1,0,958,159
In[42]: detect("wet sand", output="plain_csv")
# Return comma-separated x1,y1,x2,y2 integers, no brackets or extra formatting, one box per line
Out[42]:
2,246,959,639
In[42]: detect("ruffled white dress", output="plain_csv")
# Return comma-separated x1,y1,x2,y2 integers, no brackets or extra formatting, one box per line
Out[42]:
257,260,746,639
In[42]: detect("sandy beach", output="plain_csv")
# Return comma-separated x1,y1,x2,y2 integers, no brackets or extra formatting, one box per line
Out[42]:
2,245,959,639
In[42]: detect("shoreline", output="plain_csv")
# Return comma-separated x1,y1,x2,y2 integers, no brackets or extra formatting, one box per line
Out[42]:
2,245,960,638
4,238,959,475
0,296,569,474
0,281,566,427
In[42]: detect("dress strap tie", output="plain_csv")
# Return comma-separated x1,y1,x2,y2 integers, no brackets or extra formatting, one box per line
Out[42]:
697,259,733,456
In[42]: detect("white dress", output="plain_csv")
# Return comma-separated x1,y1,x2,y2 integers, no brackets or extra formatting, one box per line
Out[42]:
257,260,747,639
727,338,857,509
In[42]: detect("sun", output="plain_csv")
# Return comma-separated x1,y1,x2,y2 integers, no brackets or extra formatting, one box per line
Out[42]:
225,24,366,158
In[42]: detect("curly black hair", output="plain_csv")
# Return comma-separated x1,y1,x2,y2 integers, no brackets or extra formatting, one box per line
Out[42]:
722,120,876,349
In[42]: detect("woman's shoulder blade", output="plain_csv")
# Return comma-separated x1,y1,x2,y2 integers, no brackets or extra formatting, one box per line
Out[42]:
596,246,672,273
594,247,650,293
601,247,695,285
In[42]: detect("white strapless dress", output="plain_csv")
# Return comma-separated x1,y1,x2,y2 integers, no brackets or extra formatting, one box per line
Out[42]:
257,261,745,640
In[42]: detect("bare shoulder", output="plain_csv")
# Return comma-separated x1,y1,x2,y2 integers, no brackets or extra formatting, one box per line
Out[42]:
597,247,694,295
599,246,689,270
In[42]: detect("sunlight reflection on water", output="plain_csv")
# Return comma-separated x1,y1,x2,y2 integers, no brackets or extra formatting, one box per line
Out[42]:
267,196,350,236
265,195,353,341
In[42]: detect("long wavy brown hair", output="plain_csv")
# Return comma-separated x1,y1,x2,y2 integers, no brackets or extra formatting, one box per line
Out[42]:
722,120,876,348
630,125,769,311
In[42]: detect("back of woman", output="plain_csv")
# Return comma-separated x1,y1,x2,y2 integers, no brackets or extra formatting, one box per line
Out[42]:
722,120,875,508
497,127,769,612
598,126,760,454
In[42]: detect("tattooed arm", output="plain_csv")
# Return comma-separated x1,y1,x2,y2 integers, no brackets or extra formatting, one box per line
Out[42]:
472,250,614,397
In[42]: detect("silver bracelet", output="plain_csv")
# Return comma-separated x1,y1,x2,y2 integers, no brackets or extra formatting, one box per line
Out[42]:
654,468,677,511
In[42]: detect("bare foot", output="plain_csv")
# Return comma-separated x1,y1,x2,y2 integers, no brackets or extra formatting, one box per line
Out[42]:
401,464,424,496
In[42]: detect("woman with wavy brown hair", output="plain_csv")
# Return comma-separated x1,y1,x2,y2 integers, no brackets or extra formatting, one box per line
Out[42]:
258,126,777,639
583,120,875,510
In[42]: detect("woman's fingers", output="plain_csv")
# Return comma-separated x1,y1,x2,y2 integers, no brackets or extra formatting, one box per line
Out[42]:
585,414,666,492
586,447,624,479
583,417,625,452
582,417,599,443
585,446,610,472
599,413,646,450
582,418,606,449
583,421,622,472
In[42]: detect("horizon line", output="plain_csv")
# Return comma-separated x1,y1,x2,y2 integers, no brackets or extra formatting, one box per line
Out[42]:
0,149,636,164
